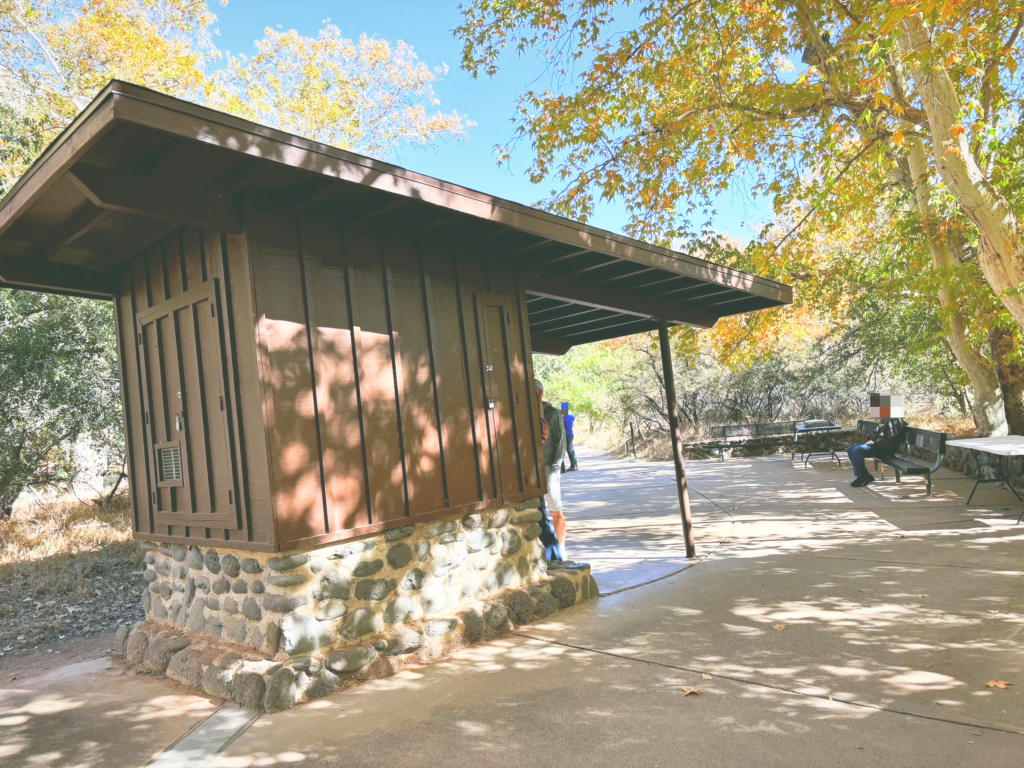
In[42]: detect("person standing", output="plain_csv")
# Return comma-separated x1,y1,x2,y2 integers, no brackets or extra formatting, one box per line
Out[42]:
562,407,578,471
536,379,568,558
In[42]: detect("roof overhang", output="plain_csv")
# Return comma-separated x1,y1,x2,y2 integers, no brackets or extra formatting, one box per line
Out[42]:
0,80,792,349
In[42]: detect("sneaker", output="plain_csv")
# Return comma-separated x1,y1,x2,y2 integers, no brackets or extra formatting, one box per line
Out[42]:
861,473,876,486
850,477,865,487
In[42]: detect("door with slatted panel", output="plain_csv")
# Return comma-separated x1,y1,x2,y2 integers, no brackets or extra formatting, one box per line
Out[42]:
477,294,525,501
136,280,240,529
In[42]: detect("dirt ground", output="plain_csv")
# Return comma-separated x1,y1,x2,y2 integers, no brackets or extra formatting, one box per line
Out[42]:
0,633,117,686
0,497,146,662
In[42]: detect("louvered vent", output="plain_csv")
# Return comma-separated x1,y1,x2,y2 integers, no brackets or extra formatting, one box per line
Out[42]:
158,445,182,482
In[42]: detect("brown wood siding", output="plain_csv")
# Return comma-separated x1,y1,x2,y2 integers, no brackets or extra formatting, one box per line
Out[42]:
421,246,479,508
344,219,407,524
382,233,445,516
221,231,274,545
248,208,326,546
118,225,273,549
455,254,499,502
246,202,541,552
296,210,370,533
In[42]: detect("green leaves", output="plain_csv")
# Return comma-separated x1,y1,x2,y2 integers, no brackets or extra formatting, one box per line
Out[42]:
0,289,122,515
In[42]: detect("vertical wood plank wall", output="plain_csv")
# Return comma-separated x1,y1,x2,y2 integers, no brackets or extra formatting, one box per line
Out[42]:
249,200,544,552
117,226,274,550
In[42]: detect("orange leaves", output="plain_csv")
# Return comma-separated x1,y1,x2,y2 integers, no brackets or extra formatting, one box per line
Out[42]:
683,687,703,696
773,624,787,631
986,680,1012,689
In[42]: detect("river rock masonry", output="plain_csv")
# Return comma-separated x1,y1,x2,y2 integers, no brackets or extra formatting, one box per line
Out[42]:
118,499,597,712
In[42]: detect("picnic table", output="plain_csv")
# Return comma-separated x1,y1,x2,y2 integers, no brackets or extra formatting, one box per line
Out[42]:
946,436,1024,523
795,420,843,467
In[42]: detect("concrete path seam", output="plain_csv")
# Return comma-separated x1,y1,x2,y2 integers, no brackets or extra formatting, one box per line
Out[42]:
516,634,1024,738
144,702,259,768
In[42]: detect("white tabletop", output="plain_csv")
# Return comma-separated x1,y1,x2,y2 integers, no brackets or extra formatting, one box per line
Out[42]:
946,435,1024,456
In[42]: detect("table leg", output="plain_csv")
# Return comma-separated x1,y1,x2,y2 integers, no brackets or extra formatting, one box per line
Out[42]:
826,431,842,466
966,449,983,506
1000,455,1023,502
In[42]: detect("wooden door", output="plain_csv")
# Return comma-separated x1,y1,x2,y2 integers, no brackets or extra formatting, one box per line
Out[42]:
477,294,524,500
137,280,240,530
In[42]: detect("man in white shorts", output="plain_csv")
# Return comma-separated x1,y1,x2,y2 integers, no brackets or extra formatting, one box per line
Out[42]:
536,379,568,557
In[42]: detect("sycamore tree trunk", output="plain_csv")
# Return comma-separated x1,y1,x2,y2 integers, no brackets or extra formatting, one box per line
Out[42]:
906,137,1008,436
990,323,1024,435
905,16,1024,330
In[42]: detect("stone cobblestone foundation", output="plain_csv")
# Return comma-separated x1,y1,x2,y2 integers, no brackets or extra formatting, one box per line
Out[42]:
117,499,598,711
679,430,859,461
905,444,1024,489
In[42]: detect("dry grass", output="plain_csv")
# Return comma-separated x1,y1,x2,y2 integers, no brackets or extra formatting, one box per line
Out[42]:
0,494,145,657
902,403,978,438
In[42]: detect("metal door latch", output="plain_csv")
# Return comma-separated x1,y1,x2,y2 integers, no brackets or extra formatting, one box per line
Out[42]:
175,412,183,431
485,365,494,372
487,399,495,410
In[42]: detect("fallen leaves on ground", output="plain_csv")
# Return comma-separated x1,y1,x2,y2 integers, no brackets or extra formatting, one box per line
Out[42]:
683,687,702,696
0,496,144,657
702,673,712,680
773,624,787,631
986,680,1012,689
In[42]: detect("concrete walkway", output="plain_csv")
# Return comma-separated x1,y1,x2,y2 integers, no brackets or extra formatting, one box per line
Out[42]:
2,448,1022,767
209,448,1023,768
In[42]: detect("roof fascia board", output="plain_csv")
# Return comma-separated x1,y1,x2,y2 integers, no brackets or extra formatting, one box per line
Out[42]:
0,85,119,239
107,83,791,305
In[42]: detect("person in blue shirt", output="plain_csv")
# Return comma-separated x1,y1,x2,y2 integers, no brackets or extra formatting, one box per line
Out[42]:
562,406,578,471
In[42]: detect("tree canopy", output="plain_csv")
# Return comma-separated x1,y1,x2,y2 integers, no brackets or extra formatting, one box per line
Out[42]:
458,0,1024,434
1,0,470,192
0,0,471,510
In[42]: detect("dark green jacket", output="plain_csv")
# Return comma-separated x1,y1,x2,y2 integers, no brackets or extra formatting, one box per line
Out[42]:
542,400,567,468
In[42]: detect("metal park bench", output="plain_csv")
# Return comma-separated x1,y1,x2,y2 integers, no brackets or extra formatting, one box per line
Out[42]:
877,427,947,497
839,421,947,496
836,419,878,452
710,420,798,462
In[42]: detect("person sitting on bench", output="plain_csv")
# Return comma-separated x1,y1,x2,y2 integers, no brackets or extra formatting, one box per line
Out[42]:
848,417,906,487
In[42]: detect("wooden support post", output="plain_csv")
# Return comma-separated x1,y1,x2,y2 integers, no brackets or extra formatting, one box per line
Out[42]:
658,318,697,558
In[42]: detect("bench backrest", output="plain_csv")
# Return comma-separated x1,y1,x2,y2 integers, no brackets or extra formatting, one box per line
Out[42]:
903,427,947,472
905,427,945,454
857,419,878,436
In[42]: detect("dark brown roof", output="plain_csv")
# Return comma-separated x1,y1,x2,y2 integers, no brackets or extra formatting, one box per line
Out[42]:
0,80,791,351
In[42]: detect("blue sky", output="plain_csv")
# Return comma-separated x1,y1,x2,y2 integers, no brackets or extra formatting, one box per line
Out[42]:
213,1,772,242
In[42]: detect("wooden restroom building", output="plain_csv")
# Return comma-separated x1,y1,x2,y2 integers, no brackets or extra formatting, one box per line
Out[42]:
0,82,792,555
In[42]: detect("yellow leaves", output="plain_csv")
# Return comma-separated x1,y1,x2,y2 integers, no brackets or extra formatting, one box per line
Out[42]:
892,129,906,147
773,624,787,631
702,673,713,680
211,26,469,159
986,680,1012,689
683,687,703,696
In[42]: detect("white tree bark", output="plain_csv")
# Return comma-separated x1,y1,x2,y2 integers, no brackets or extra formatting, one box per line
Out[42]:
905,16,1024,329
906,136,1007,435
